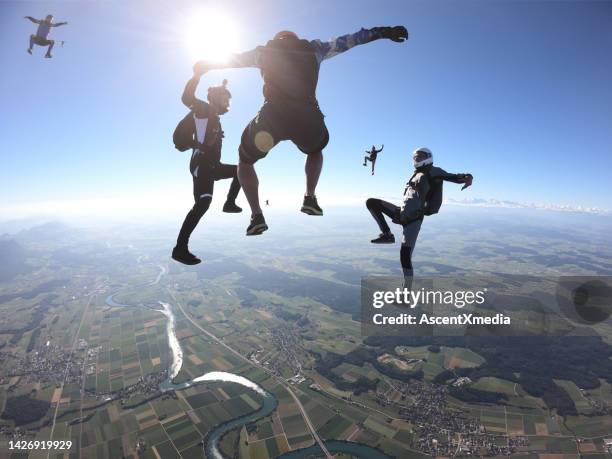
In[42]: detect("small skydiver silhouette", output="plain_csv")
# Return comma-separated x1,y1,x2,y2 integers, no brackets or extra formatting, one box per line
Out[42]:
25,14,67,58
193,26,408,236
363,144,384,175
366,147,473,289
265,200,270,206
172,75,243,266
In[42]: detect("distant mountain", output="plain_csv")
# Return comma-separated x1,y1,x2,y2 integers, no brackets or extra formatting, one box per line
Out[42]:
0,240,30,281
0,218,57,236
445,197,610,215
14,221,75,244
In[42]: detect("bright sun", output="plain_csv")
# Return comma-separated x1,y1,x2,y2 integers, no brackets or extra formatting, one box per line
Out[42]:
183,9,240,63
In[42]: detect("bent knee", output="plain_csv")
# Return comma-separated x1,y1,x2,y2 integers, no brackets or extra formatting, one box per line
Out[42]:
366,198,378,209
194,195,212,211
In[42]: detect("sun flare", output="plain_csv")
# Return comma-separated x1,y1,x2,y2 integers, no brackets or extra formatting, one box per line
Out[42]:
183,9,240,63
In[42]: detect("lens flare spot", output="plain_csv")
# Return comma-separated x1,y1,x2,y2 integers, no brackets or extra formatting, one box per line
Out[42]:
254,131,275,152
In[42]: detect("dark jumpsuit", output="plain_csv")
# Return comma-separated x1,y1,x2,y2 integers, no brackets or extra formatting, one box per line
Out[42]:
197,28,395,164
176,79,241,247
366,166,469,279
364,146,383,174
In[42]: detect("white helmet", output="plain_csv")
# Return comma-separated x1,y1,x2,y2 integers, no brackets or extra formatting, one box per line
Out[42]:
413,147,433,168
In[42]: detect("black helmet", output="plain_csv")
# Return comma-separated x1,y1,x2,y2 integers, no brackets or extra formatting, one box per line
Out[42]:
207,79,231,103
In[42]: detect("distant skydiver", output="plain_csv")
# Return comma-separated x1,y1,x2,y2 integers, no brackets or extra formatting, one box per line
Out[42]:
193,26,408,235
172,76,243,266
366,147,473,288
363,144,384,175
265,200,270,207
25,15,67,58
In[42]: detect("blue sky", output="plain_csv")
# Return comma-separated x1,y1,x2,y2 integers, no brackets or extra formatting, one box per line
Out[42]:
0,0,611,219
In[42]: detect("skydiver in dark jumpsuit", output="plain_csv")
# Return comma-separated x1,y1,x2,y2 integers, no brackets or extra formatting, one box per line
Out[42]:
366,147,473,288
172,76,242,265
25,14,67,58
363,144,384,175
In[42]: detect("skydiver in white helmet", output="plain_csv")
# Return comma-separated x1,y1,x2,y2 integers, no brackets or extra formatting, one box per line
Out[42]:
365,147,473,288
25,14,67,58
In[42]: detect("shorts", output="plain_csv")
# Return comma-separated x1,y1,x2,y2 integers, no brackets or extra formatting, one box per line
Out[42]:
31,35,52,46
239,100,329,164
190,156,237,202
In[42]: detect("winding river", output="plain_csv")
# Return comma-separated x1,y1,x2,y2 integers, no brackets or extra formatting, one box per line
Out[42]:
105,265,391,459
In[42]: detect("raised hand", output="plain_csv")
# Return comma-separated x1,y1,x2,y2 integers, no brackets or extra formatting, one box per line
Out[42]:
378,26,408,43
193,61,209,77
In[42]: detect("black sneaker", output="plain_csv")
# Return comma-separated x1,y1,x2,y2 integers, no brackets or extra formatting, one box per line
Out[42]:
371,233,395,244
301,195,323,216
171,246,201,265
246,214,268,236
222,201,242,213
27,49,32,55
45,53,52,58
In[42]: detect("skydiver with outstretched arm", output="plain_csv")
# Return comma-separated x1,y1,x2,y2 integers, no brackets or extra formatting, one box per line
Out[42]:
172,74,243,266
25,15,67,58
363,144,384,175
366,147,473,288
193,26,408,235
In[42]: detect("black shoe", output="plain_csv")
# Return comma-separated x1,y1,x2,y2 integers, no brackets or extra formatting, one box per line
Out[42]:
223,201,242,213
301,195,323,216
45,53,52,58
246,214,268,236
371,233,395,244
27,49,32,55
171,246,201,265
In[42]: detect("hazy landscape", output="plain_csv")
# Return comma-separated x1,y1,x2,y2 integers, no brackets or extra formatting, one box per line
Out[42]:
1,206,612,458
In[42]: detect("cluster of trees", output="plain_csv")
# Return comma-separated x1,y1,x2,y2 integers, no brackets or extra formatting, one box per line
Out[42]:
26,325,44,352
366,335,612,415
313,350,379,395
1,294,56,345
274,308,310,326
342,346,423,382
449,387,508,404
432,369,455,385
372,359,424,382
518,373,577,416
1,395,50,426
313,345,424,395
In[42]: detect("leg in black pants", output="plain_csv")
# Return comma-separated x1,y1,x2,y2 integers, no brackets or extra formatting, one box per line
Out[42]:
176,196,213,249
179,163,243,246
173,160,216,265
400,244,413,290
400,218,422,290
366,198,399,243
173,162,243,265
213,163,242,208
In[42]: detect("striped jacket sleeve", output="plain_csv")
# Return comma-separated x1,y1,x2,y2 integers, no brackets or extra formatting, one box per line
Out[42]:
310,28,385,63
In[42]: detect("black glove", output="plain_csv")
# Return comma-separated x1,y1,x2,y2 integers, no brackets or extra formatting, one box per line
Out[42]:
373,26,408,43
460,174,473,191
